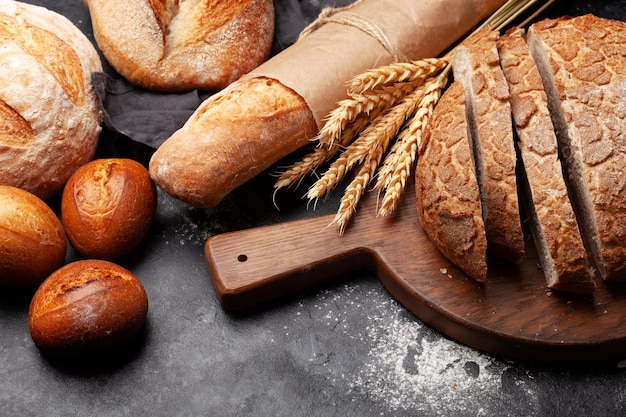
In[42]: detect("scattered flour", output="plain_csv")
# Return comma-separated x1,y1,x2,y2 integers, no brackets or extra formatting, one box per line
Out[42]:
296,282,528,416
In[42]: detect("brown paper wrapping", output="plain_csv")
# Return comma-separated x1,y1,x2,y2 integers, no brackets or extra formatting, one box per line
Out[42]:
246,0,507,128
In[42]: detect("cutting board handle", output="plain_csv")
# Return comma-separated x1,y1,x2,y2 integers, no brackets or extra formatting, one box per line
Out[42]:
204,213,375,311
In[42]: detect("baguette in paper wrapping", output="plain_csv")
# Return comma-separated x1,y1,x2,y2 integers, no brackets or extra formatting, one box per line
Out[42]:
149,0,507,208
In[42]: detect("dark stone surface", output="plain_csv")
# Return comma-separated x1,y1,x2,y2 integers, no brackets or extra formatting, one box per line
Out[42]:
2,0,626,416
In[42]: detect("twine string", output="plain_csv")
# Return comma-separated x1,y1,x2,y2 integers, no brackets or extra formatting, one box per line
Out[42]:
299,1,408,62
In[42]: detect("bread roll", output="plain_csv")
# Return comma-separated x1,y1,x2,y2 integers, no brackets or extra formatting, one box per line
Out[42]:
497,28,595,293
416,81,487,283
0,186,66,287
452,27,525,264
29,260,148,356
61,158,157,261
0,0,102,200
528,15,626,281
84,0,274,91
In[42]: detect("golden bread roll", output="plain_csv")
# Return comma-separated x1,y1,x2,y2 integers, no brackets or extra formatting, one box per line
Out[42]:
0,185,66,287
29,260,149,355
61,158,157,261
84,0,275,91
0,0,102,200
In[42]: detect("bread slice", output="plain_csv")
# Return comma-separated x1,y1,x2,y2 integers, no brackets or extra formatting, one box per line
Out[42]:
497,28,595,293
452,27,525,264
528,15,626,281
415,81,487,283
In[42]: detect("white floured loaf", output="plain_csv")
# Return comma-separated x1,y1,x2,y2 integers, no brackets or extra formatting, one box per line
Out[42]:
85,0,275,91
0,0,103,200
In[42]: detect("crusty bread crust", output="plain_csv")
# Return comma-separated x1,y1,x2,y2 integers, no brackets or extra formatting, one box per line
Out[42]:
452,27,525,264
0,1,102,200
85,0,274,91
416,81,487,283
149,77,318,208
528,15,626,281
498,28,595,293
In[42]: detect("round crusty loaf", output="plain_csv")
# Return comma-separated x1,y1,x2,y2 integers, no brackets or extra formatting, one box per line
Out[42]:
62,158,157,261
0,0,102,201
29,260,148,356
415,81,487,283
0,185,67,288
85,0,274,91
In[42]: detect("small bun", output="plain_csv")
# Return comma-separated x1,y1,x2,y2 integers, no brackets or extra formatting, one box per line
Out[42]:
0,185,66,287
61,158,157,261
29,259,149,355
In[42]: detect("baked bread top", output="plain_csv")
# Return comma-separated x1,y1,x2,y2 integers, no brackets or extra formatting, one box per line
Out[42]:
85,0,275,91
0,0,102,200
415,81,487,283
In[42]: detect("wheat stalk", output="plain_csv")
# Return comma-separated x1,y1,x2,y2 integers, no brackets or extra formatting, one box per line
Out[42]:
377,72,447,216
316,80,423,148
349,57,448,94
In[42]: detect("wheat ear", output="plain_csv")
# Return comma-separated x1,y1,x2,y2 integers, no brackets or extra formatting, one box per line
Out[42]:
378,73,447,216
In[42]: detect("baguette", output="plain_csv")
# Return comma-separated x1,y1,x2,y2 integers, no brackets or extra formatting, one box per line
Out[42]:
149,0,508,208
497,28,595,293
528,15,626,281
452,27,525,264
0,0,102,200
150,77,318,208
415,81,487,282
85,0,274,91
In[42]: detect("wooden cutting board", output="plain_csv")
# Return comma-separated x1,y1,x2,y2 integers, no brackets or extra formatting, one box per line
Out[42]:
204,180,626,363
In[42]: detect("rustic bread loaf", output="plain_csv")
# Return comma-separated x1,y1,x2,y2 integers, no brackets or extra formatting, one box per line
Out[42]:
29,260,148,356
149,77,318,208
0,0,102,200
497,28,595,293
84,0,274,91
416,81,487,283
452,27,525,264
528,15,626,281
